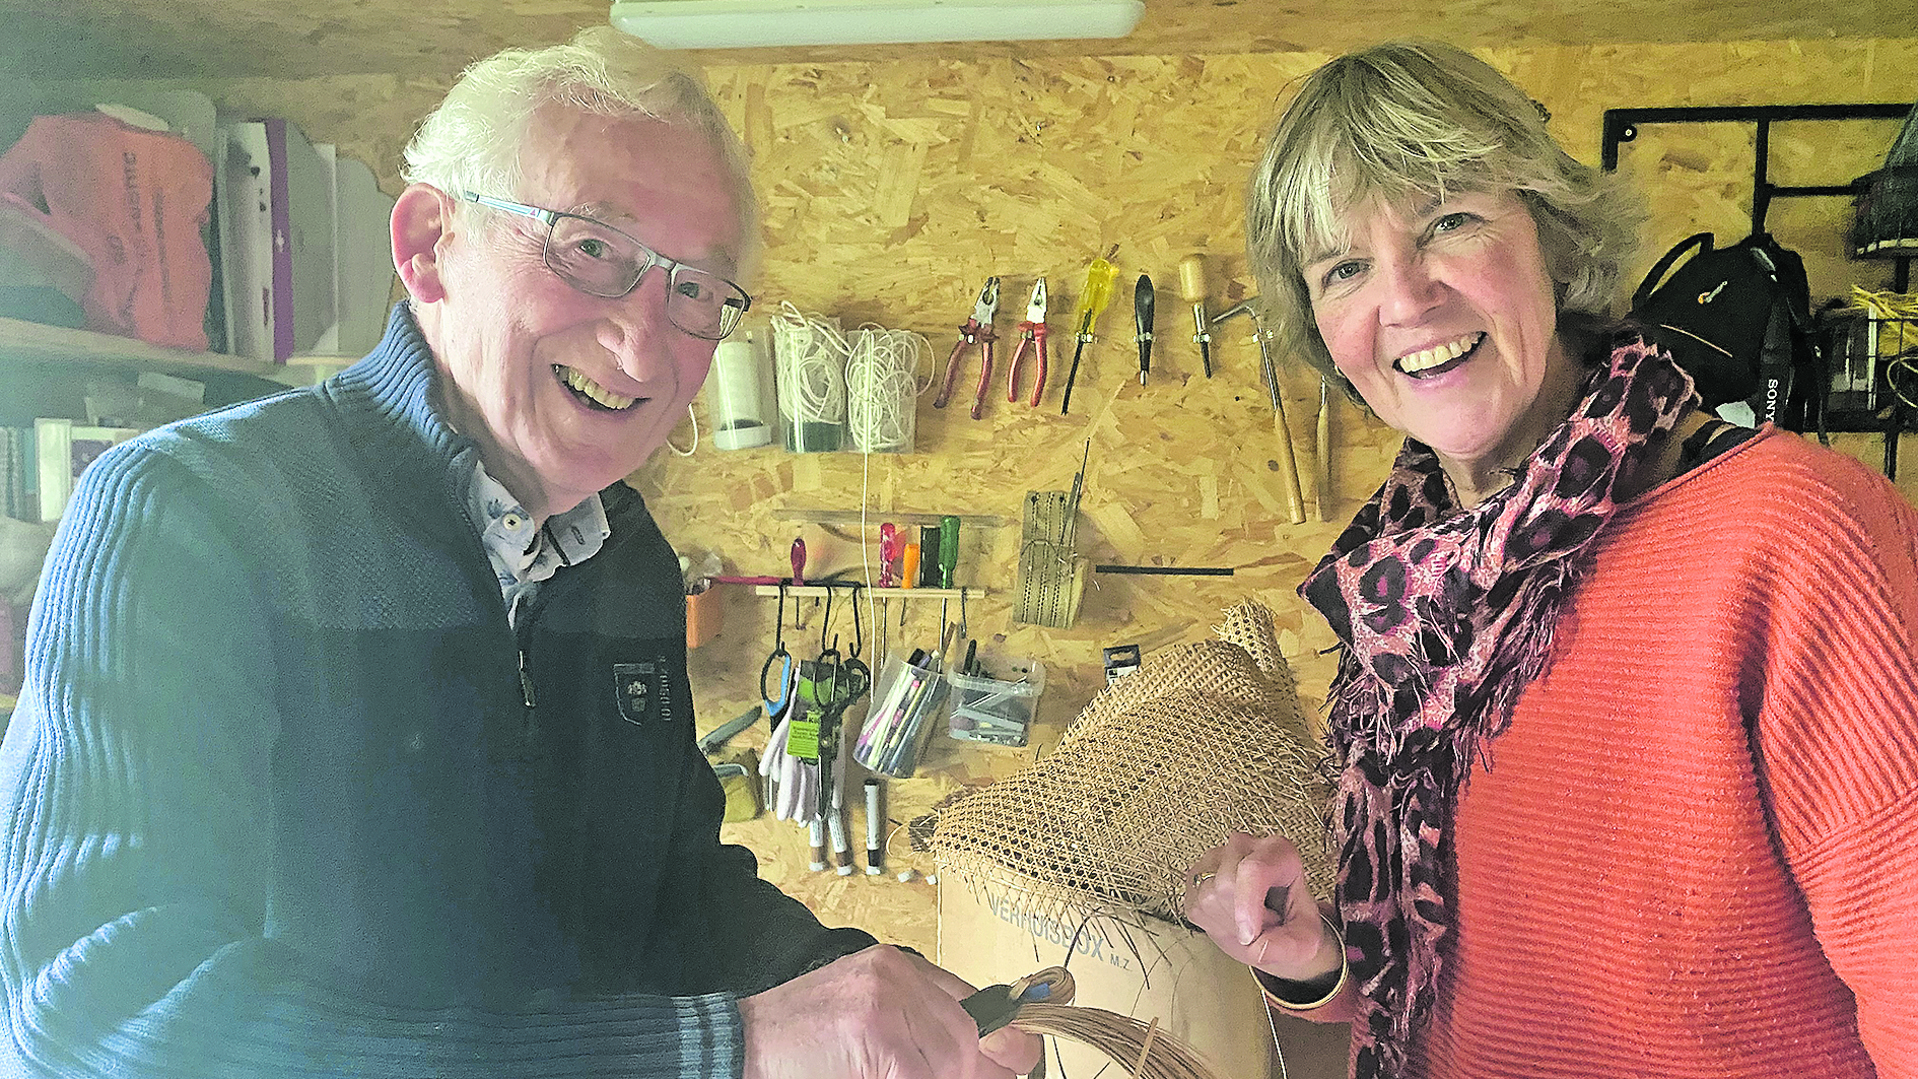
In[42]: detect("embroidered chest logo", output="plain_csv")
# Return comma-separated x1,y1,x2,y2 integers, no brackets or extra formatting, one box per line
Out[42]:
613,660,673,726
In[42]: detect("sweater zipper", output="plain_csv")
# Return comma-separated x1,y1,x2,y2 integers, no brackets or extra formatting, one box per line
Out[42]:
509,591,537,711
518,649,536,709
512,562,591,724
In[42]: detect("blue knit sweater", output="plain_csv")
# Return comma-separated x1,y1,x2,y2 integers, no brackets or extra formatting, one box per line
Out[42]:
0,306,872,1077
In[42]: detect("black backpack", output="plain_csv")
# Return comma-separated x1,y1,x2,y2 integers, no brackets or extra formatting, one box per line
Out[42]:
1630,231,1821,430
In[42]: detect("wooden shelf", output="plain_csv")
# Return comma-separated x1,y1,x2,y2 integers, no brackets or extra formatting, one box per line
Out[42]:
749,585,981,600
777,508,1010,529
0,317,351,386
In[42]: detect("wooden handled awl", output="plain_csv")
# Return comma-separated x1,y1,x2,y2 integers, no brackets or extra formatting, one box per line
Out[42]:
1316,377,1334,521
1213,299,1304,524
1177,254,1214,378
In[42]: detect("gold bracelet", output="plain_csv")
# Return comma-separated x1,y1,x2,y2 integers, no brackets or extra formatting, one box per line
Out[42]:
1253,913,1349,1012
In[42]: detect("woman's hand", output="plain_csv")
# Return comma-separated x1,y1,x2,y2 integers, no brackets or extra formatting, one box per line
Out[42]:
1181,832,1341,984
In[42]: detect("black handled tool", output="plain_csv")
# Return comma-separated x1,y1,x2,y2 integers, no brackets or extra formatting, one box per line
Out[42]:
1133,273,1154,385
961,967,1075,1035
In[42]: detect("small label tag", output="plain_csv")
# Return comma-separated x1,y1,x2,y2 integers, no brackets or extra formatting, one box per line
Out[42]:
613,661,661,726
787,713,821,761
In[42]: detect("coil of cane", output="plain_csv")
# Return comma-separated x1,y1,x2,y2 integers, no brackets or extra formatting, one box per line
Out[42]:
1002,969,1225,1079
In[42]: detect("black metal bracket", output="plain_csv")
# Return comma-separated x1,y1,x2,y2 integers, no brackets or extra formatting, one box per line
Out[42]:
1602,104,1911,249
1602,103,1915,474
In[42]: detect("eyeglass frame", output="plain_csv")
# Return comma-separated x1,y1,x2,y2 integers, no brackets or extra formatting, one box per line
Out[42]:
457,190,752,341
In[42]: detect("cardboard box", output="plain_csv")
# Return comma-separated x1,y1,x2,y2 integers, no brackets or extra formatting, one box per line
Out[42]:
937,876,1265,1076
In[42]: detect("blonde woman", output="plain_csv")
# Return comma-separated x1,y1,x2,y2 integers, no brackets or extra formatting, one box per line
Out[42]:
1185,41,1918,1079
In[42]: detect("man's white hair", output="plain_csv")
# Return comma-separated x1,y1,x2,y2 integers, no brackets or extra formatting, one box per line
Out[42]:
403,25,758,268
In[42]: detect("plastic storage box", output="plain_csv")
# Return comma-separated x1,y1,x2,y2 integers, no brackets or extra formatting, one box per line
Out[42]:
945,660,1045,747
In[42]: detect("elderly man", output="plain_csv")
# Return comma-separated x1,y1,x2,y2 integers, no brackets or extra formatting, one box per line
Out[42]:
0,27,1035,1079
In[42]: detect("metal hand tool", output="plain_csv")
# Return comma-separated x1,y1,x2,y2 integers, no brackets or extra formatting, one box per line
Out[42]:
1059,254,1118,415
1215,298,1304,524
697,704,764,755
814,655,869,874
938,515,960,589
1317,377,1334,520
933,277,1000,420
877,522,900,587
918,524,941,585
1133,273,1155,385
962,967,1075,1035
900,542,920,591
1005,278,1050,406
1178,254,1214,378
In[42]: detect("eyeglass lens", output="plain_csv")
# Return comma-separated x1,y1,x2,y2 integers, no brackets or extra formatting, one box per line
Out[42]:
544,215,747,340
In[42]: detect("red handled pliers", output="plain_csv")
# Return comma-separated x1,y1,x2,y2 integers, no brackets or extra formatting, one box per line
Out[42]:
933,277,999,420
1005,278,1049,407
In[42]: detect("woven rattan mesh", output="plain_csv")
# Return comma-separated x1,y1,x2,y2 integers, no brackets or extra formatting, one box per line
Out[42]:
931,600,1334,923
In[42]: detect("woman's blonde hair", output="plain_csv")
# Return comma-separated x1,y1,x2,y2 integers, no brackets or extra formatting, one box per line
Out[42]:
1246,41,1644,386
403,25,758,268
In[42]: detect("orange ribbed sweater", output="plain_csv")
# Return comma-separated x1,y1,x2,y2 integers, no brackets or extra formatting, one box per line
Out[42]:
1283,430,1918,1077
1410,430,1918,1077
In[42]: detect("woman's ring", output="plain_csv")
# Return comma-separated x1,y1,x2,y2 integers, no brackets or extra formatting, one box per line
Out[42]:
1191,872,1216,888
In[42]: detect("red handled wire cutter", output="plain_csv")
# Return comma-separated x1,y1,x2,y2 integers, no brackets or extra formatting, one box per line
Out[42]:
933,277,999,420
1005,277,1049,407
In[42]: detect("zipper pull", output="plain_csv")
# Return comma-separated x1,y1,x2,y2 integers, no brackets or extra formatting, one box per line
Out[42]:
518,649,536,708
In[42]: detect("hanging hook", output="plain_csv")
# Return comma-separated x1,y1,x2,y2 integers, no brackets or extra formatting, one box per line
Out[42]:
848,582,864,660
819,584,835,657
774,582,787,652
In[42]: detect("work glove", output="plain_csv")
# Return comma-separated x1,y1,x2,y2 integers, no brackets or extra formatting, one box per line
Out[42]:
758,659,819,824
761,704,819,824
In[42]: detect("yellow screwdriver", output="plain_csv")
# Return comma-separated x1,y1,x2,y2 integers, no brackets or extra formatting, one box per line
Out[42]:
1059,252,1118,415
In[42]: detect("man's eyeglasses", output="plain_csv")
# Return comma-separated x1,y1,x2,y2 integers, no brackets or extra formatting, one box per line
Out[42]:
459,192,751,341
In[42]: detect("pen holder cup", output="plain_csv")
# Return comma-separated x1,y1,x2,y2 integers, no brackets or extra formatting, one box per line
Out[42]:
685,585,723,649
944,660,1045,748
852,655,949,778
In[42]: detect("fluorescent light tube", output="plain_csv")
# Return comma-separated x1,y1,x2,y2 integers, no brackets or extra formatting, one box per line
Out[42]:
611,0,1146,48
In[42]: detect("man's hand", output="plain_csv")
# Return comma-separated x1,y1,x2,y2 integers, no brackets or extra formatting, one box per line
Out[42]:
1182,832,1341,984
739,946,1043,1079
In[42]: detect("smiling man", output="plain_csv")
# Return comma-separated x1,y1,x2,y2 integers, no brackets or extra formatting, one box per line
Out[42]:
0,27,1035,1079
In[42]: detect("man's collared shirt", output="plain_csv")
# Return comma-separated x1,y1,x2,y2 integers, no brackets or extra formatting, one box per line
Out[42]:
467,461,610,627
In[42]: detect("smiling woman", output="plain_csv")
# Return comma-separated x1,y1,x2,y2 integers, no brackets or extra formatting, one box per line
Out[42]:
1302,189,1582,504
1176,39,1918,1079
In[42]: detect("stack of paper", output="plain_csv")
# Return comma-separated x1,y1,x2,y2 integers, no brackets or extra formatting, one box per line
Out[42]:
214,116,395,364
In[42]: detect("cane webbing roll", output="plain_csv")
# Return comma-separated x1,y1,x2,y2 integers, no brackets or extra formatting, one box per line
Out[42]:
932,601,1333,922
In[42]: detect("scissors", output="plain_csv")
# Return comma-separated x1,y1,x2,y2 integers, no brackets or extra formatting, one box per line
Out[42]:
760,583,794,718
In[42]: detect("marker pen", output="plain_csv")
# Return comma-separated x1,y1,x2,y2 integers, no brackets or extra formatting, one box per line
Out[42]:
864,778,884,874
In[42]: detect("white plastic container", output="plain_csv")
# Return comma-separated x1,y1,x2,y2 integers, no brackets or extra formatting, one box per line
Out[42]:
853,654,948,777
945,659,1045,748
708,327,775,450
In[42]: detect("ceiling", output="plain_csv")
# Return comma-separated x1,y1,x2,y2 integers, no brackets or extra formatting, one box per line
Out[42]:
0,0,1909,81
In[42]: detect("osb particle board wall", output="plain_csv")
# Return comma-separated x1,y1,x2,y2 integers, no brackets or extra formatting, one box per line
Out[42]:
645,38,1918,958
152,39,1918,961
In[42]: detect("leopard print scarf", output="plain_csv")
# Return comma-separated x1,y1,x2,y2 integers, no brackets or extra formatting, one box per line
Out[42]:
1299,339,1694,1077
